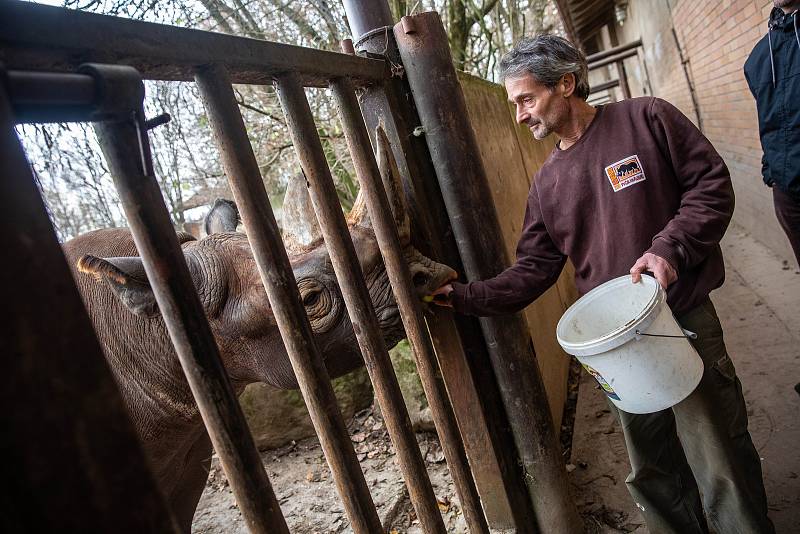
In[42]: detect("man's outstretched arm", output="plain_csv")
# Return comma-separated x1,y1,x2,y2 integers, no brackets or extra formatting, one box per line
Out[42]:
431,187,566,316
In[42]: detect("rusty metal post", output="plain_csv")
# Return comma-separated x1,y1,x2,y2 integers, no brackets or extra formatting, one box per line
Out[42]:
194,64,382,534
275,72,447,534
394,12,583,533
331,77,490,534
89,66,289,534
341,0,394,40
616,60,632,99
0,71,180,534
343,2,538,530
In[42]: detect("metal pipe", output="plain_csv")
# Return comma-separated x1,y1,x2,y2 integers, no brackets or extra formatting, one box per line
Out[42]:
274,71,447,534
589,79,620,94
4,70,96,123
3,64,149,123
671,26,703,131
90,67,289,534
585,38,642,63
0,2,386,87
616,60,632,99
342,0,394,41
194,64,382,534
331,77,490,534
393,13,582,533
587,48,638,71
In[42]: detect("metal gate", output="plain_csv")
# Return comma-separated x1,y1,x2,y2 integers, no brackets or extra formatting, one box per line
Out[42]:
1,2,579,533
1,2,482,532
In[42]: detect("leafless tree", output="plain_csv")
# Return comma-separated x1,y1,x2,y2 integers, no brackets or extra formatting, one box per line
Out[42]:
25,0,560,240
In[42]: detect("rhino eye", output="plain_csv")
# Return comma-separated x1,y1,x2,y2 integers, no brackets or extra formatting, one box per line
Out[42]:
303,289,321,307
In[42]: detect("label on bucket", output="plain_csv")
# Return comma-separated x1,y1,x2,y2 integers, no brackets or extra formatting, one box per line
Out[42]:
583,364,621,401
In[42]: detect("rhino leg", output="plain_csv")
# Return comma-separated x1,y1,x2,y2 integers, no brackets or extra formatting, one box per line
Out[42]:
169,432,213,533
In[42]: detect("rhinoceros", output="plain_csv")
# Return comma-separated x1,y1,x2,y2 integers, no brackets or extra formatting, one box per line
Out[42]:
63,135,456,531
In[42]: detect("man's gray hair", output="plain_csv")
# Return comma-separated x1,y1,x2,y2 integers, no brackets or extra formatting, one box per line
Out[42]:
499,35,590,101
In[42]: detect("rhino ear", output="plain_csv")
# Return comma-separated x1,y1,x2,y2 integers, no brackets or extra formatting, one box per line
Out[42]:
204,198,240,235
375,125,410,243
77,255,160,318
282,173,323,251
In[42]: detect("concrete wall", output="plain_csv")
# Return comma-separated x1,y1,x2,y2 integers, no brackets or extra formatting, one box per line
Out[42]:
459,72,578,429
605,0,794,263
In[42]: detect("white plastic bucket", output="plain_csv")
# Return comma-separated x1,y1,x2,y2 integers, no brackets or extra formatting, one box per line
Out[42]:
556,274,703,414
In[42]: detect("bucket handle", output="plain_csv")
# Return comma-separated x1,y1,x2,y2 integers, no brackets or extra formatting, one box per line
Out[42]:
634,328,698,340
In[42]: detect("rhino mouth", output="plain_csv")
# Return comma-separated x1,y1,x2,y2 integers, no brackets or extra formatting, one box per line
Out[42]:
376,304,405,349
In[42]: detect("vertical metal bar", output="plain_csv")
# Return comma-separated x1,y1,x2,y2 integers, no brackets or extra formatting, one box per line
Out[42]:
343,3,533,528
393,12,583,534
342,0,394,41
275,72,447,534
615,60,631,99
331,77,490,534
0,77,180,534
92,81,289,534
194,64,382,534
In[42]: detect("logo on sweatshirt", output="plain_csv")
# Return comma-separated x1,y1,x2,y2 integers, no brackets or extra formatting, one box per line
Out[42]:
605,155,646,192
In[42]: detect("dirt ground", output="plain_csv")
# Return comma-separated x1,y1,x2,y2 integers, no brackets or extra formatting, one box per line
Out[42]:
193,408,469,533
193,225,800,533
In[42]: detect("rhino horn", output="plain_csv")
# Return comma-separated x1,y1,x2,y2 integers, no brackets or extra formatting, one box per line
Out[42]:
346,180,370,229
281,173,323,251
345,125,410,245
375,125,410,243
77,255,160,317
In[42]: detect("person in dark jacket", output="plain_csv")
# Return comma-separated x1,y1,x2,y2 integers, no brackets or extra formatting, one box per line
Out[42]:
744,1,800,267
433,35,775,533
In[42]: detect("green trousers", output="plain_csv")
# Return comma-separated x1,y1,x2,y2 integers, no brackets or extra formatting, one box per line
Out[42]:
608,298,775,534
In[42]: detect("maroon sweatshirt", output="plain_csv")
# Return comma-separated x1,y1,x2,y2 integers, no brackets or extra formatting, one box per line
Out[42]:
451,97,734,317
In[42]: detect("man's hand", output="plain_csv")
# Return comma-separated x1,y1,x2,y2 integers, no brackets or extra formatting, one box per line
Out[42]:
426,283,454,308
630,252,677,289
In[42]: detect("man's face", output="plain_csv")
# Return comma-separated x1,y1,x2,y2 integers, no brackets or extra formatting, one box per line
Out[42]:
505,74,569,140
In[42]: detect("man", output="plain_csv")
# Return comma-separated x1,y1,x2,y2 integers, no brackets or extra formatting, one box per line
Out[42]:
432,35,774,533
744,0,800,268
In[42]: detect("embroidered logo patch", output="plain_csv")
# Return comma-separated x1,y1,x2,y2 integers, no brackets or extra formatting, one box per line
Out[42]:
605,154,646,192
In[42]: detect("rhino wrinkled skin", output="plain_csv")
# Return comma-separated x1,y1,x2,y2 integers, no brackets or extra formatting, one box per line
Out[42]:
64,130,456,531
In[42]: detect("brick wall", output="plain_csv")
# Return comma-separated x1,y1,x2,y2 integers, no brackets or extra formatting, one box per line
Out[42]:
610,0,794,262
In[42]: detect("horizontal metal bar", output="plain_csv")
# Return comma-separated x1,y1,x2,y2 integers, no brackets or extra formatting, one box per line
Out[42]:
585,38,643,63
589,79,620,94
0,2,387,87
588,48,639,71
5,70,95,115
5,64,144,123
